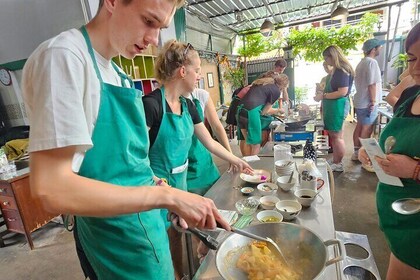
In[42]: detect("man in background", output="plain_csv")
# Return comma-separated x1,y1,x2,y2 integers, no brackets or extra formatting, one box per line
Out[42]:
274,58,287,73
352,38,384,172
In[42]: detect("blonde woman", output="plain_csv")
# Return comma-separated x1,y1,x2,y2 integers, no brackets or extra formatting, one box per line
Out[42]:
143,40,252,278
236,73,288,156
314,45,354,172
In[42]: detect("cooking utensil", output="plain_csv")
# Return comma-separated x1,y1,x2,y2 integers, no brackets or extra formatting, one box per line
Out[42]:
385,136,396,154
284,116,312,130
230,227,288,264
216,223,344,280
287,171,294,183
392,198,420,215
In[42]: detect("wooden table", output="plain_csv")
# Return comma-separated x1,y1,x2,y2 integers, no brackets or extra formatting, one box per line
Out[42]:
0,166,59,249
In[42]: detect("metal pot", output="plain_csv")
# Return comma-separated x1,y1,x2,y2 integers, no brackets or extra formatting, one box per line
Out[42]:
215,223,344,280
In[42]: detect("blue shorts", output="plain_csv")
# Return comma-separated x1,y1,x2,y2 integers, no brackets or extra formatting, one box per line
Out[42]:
355,106,378,125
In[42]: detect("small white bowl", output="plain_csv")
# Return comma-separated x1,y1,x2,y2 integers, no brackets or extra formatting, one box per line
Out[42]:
294,189,317,207
275,200,302,221
276,176,296,192
259,195,280,210
256,182,278,196
257,210,283,223
240,187,255,196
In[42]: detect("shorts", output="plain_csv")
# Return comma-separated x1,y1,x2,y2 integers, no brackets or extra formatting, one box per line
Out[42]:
355,106,378,125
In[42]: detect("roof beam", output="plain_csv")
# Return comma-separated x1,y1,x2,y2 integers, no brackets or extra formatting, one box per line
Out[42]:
240,0,409,34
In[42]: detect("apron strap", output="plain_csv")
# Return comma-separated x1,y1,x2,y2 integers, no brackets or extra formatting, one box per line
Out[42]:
80,26,103,83
394,89,420,117
160,87,167,114
111,62,135,89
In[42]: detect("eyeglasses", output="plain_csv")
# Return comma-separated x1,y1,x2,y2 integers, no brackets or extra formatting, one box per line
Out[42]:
183,43,194,57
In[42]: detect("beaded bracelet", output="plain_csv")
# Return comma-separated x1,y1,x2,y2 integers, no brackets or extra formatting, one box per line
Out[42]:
156,178,168,186
412,160,420,183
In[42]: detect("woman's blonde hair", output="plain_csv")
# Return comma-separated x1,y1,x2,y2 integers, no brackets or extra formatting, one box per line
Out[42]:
155,40,198,84
253,72,289,89
322,46,355,76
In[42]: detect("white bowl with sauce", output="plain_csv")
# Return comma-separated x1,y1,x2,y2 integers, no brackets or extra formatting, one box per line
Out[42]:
259,195,280,210
257,210,283,223
275,200,302,220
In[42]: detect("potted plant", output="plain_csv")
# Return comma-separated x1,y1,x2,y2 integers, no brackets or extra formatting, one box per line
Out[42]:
223,67,245,91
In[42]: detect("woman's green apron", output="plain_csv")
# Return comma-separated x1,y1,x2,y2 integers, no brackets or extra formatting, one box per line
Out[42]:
76,26,173,279
322,75,349,132
236,104,273,145
148,87,194,227
187,97,220,195
377,89,420,269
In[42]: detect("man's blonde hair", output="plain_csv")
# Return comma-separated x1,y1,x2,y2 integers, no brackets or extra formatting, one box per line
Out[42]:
98,0,184,9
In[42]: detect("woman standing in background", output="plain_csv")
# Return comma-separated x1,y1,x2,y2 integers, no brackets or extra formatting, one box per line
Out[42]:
236,73,288,156
143,40,252,278
314,45,354,172
185,88,232,195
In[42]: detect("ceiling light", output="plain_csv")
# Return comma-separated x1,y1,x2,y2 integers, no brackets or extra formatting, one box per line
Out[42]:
260,19,274,34
331,5,349,20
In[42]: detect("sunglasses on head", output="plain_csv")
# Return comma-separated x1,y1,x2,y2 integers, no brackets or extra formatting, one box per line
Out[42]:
183,43,194,57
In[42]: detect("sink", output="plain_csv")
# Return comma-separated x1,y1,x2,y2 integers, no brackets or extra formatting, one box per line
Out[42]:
15,160,29,171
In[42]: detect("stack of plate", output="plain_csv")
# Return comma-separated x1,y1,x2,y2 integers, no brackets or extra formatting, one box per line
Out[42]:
275,160,294,176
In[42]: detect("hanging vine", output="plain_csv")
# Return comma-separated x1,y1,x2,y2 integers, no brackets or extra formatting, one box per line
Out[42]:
286,13,380,62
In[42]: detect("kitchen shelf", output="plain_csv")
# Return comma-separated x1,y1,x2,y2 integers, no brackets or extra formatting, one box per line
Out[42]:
112,45,157,95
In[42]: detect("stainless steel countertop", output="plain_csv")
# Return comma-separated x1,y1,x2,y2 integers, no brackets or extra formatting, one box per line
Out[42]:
378,107,393,120
193,157,341,280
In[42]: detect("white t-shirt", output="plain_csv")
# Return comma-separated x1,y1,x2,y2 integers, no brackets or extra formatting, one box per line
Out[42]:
354,57,382,109
188,88,210,115
22,28,126,172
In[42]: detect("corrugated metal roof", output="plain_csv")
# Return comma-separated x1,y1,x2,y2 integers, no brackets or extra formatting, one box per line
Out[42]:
185,0,406,34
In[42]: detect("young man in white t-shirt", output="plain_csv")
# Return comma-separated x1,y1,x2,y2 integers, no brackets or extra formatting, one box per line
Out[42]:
352,38,384,170
22,0,229,278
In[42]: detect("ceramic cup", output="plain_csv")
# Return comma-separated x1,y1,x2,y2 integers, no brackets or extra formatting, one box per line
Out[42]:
300,178,324,191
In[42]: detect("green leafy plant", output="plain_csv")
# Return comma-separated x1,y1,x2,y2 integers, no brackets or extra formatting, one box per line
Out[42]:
391,53,408,70
294,86,309,104
286,13,380,62
223,67,245,90
237,30,285,58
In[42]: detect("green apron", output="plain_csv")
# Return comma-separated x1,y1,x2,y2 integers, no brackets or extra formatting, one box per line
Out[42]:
377,89,420,269
236,104,274,145
76,26,173,279
272,99,280,109
322,75,348,132
187,97,220,195
148,87,194,227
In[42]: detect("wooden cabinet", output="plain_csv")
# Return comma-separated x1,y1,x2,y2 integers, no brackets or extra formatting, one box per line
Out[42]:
112,45,158,95
0,169,59,249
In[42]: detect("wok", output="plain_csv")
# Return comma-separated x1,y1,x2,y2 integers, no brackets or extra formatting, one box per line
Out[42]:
273,116,312,130
215,223,344,280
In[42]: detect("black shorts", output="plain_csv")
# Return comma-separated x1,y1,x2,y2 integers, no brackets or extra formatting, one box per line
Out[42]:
74,219,98,280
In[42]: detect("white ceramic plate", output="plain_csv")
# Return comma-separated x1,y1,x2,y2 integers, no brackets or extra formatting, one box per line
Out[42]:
240,169,271,184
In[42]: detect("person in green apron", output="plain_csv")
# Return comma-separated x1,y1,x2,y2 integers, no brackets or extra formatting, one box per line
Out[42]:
236,73,288,156
21,1,231,279
186,88,232,196
314,46,354,172
144,40,253,278
359,24,420,279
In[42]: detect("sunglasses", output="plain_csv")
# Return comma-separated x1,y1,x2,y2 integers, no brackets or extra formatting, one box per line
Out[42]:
183,43,194,57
